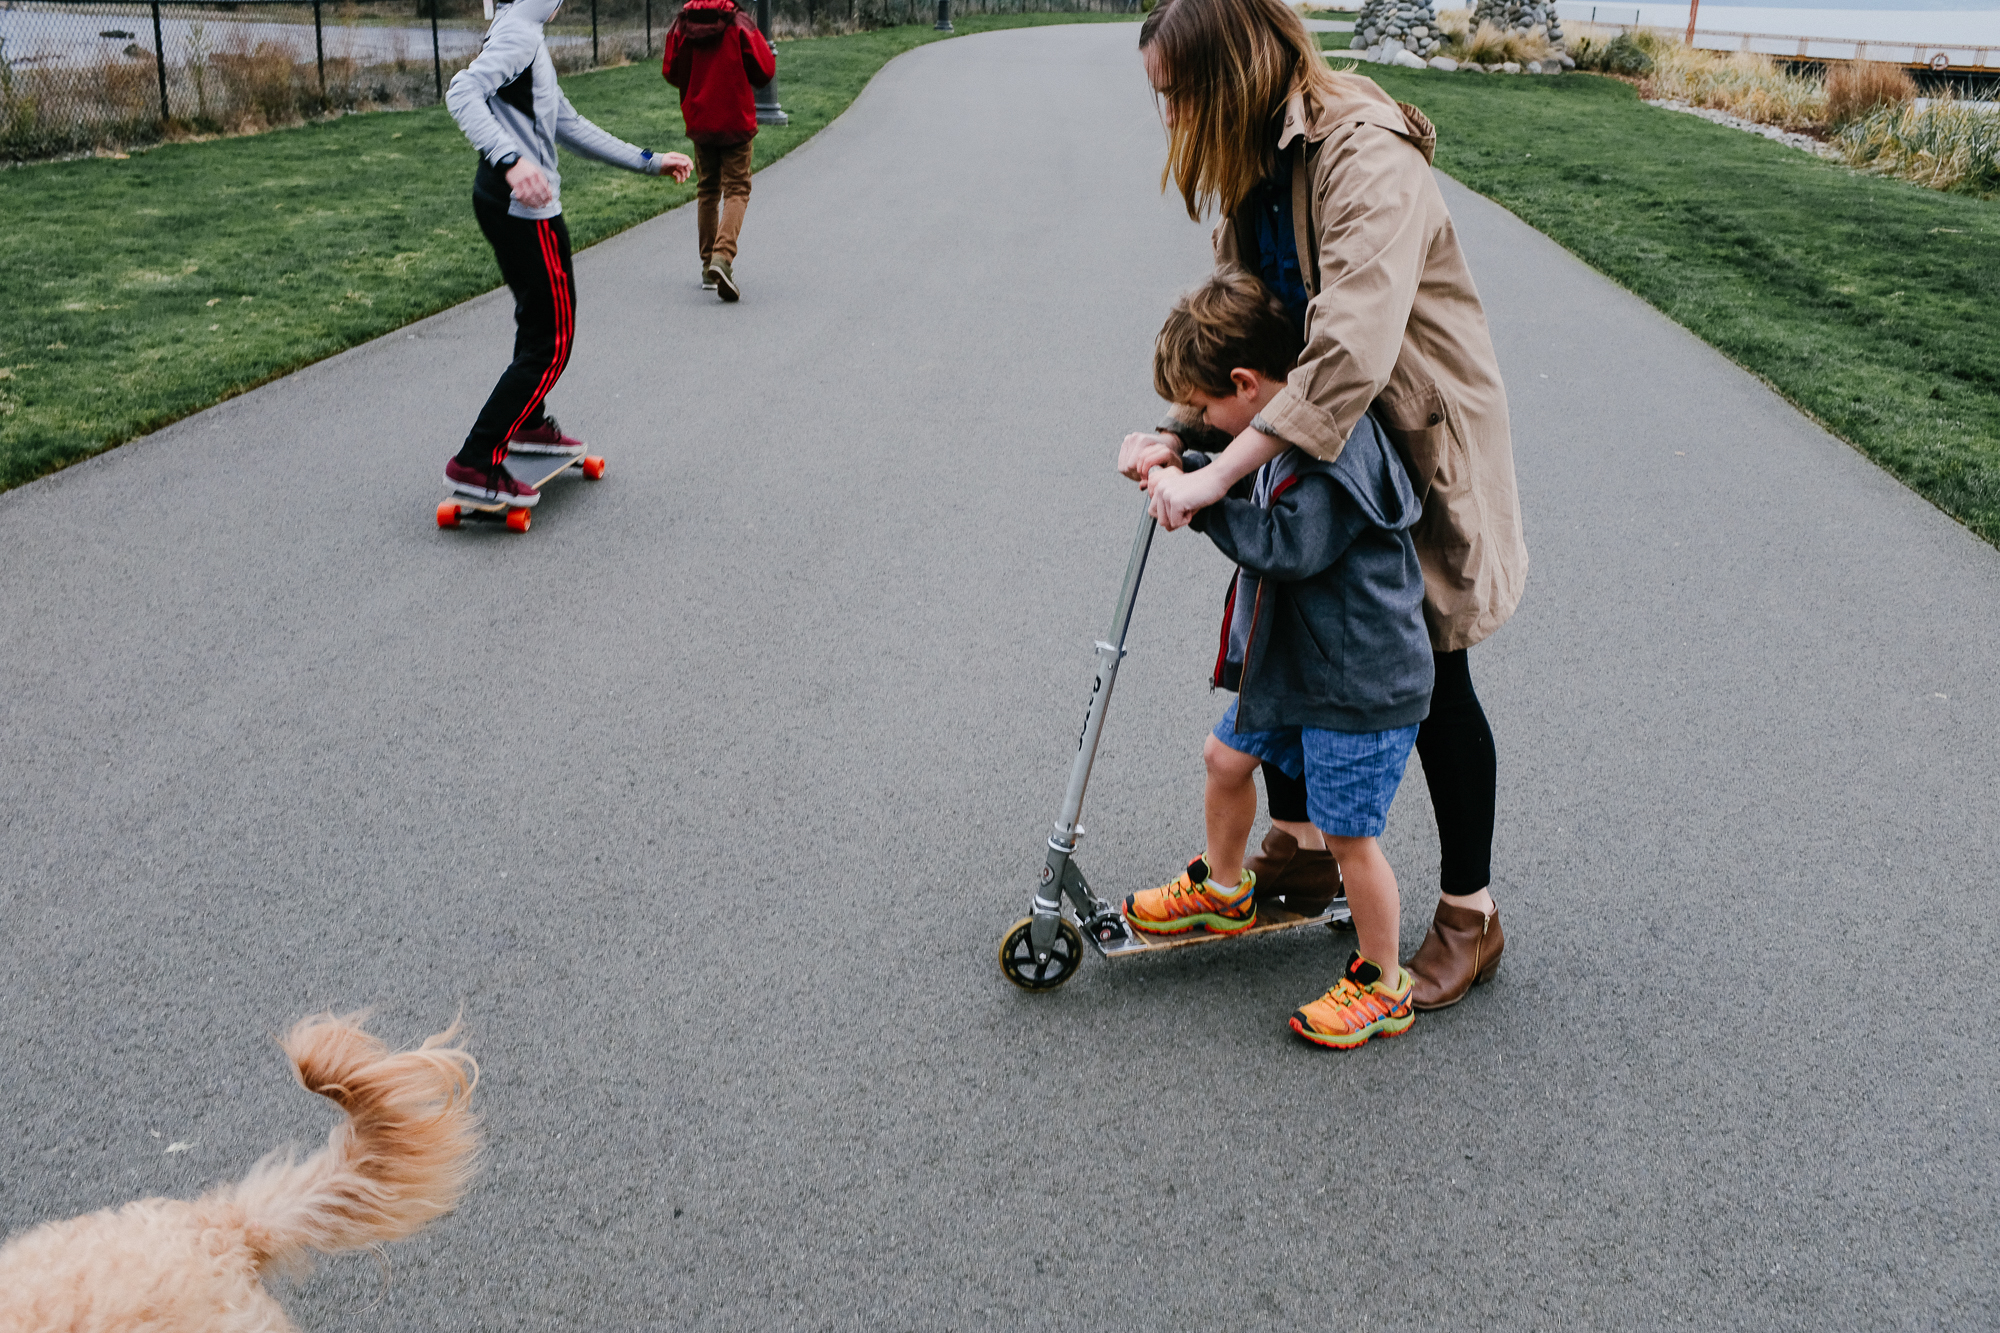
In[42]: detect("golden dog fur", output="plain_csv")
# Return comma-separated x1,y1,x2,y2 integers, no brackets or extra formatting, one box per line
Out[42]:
0,1015,479,1333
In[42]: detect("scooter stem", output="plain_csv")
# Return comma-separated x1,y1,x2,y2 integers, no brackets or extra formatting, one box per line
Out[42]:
1051,498,1158,850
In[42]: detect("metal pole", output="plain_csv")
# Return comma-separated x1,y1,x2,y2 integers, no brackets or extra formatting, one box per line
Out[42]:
933,0,950,30
591,0,598,64
431,0,443,100
752,0,786,124
151,0,169,123
645,0,651,55
314,0,324,92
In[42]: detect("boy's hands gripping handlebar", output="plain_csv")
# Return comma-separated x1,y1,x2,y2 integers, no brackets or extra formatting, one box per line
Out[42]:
1119,430,1182,483
1121,428,1223,532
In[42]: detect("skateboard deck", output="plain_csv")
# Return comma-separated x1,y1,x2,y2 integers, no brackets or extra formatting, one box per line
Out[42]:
1087,897,1353,959
436,452,605,532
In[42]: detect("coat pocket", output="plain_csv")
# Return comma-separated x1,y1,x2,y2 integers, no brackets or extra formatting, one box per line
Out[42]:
1372,380,1450,505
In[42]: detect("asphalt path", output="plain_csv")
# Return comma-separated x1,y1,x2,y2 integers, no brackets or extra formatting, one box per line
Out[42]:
4,23,1998,1331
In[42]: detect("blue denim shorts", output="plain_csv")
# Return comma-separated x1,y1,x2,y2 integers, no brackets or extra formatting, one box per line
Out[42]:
1213,700,1419,839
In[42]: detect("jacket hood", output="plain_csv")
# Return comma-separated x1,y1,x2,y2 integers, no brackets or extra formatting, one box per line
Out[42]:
1326,415,1423,532
494,0,563,28
1277,77,1436,165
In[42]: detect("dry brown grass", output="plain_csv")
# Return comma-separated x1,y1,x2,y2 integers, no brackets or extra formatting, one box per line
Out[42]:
1453,19,1553,65
1824,59,1915,127
1638,44,1827,132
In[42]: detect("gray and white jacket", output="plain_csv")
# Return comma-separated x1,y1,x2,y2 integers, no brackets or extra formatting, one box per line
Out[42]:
447,0,660,219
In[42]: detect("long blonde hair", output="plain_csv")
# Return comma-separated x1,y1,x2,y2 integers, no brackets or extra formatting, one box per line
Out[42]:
1140,0,1342,220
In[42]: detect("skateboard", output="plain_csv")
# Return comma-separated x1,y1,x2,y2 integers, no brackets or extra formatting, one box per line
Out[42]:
435,451,605,533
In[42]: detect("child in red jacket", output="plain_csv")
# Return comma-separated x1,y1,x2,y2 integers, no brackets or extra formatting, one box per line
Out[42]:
663,0,776,302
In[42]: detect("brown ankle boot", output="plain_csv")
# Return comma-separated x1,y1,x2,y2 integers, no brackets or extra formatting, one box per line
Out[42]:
1405,899,1503,1010
1246,830,1344,917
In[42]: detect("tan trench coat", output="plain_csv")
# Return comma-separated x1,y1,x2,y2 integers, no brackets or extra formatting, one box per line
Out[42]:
1165,76,1528,652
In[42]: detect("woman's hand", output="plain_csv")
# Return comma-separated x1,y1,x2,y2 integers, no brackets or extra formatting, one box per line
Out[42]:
506,160,554,208
647,150,694,182
1145,464,1230,531
1118,430,1182,482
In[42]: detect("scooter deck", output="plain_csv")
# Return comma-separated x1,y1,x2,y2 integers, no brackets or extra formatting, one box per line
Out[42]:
1088,899,1353,959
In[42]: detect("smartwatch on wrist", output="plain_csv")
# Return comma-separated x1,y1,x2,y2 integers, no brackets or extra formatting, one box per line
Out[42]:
495,152,520,171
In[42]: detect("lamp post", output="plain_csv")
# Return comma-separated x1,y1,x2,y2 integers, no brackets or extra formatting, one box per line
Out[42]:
754,0,787,125
934,0,952,31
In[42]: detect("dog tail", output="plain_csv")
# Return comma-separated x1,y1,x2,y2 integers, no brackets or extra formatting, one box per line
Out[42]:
219,1013,480,1275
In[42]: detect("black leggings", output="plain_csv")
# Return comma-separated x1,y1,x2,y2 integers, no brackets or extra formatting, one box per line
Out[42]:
457,195,575,468
1262,648,1495,895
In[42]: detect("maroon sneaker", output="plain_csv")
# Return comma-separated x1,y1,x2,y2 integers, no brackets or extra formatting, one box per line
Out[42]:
508,415,586,457
444,458,540,507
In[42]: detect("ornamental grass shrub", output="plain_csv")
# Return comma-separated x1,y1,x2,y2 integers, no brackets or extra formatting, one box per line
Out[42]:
1835,96,2000,197
1638,44,1826,132
1571,30,1654,75
1823,59,1915,127
1451,20,1554,66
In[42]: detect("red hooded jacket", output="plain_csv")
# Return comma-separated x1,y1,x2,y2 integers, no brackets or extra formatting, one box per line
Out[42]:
662,1,777,147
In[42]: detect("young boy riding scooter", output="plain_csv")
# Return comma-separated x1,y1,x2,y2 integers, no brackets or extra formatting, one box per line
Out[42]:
1126,270,1434,1050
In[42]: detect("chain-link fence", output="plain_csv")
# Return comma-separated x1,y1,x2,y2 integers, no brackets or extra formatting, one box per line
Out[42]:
0,0,1132,159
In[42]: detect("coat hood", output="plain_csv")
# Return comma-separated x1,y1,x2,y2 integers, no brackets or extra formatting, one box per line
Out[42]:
1326,413,1423,532
491,0,563,29
1276,77,1436,165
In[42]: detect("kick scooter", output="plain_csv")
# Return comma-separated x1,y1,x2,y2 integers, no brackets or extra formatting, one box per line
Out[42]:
998,491,1352,992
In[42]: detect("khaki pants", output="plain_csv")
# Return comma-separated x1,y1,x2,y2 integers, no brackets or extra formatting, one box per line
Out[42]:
695,141,754,264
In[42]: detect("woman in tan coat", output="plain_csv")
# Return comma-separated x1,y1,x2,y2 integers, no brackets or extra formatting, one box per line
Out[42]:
1121,0,1528,1008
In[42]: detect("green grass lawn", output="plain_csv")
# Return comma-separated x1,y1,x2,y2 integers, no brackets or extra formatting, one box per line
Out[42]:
1346,59,2000,546
0,12,1134,492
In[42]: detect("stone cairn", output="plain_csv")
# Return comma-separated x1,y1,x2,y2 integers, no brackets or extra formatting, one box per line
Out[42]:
1352,0,1444,59
1470,0,1566,50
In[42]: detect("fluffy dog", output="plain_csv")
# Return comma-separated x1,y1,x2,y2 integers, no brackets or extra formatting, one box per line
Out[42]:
0,1014,479,1333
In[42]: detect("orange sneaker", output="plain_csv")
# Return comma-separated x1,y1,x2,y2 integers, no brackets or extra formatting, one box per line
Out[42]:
1124,856,1257,936
1290,953,1416,1049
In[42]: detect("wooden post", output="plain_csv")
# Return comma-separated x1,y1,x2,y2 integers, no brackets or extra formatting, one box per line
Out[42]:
1684,0,1698,47
151,0,169,123
314,0,324,91
430,0,443,100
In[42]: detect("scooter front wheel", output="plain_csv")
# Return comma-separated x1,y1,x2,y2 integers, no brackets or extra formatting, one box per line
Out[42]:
999,916,1084,992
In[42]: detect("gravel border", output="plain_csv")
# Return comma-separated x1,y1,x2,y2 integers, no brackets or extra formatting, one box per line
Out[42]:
1644,98,1839,158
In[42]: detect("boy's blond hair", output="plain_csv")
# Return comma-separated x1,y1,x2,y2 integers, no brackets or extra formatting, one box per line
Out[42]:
1153,268,1304,407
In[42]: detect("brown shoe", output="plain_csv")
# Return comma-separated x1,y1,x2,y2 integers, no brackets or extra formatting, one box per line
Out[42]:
1405,899,1503,1010
1246,829,1344,917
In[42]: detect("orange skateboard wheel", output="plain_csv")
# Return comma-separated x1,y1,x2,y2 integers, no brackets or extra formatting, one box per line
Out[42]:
437,501,461,529
581,455,606,480
506,507,532,533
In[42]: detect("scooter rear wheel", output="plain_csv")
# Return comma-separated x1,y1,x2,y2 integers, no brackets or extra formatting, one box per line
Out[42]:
999,916,1084,992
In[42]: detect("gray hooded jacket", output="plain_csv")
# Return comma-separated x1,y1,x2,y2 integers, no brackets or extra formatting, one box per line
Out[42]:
447,0,656,219
1189,411,1433,735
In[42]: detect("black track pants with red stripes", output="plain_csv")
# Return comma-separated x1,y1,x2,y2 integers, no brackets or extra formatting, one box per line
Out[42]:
457,195,575,468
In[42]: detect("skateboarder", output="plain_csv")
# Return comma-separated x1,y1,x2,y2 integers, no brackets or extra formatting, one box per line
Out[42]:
661,0,777,302
443,0,692,507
